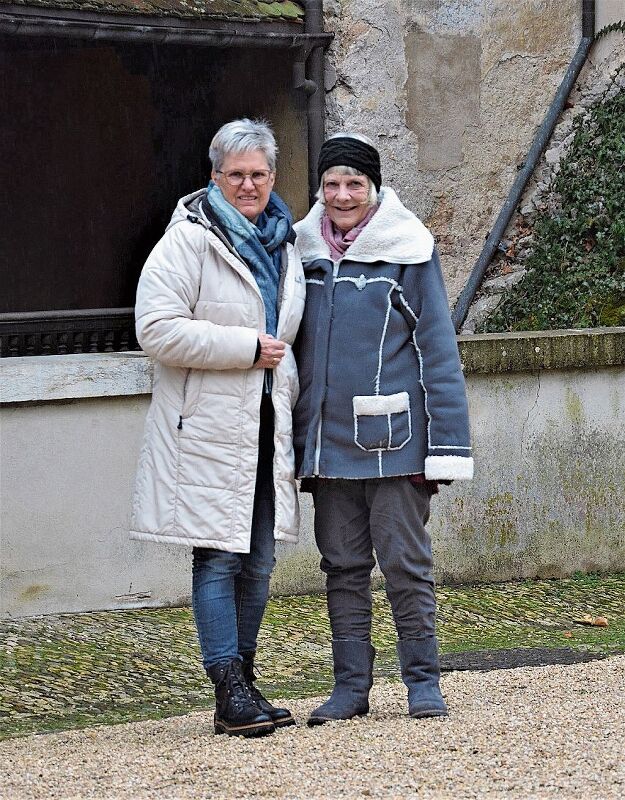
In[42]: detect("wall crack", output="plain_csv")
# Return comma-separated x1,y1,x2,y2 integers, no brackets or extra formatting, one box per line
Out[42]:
520,370,541,457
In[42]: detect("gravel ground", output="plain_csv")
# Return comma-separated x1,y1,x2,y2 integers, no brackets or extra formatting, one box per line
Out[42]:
1,655,623,800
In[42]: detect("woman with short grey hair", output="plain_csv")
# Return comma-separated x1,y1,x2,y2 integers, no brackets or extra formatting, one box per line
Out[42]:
294,133,473,725
210,118,277,173
131,118,305,737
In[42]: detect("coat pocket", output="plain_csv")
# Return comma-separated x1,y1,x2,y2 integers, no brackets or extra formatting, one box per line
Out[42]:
353,392,412,451
180,368,204,421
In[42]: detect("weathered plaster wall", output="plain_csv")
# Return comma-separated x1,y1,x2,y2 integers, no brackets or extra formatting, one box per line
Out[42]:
593,0,625,62
433,329,625,579
2,333,624,617
433,366,625,582
323,0,584,299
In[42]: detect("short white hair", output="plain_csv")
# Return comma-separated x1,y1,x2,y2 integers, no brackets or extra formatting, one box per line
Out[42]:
210,118,278,172
316,132,378,206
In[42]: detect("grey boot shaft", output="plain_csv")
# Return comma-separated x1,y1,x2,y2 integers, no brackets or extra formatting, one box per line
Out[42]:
397,636,448,718
308,639,375,726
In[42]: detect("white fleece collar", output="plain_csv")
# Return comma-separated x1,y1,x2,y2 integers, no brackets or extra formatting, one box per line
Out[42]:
294,187,434,265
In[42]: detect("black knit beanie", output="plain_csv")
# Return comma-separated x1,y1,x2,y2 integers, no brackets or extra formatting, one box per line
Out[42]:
317,136,382,192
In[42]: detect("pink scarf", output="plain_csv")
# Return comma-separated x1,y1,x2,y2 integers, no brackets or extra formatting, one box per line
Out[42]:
321,206,378,261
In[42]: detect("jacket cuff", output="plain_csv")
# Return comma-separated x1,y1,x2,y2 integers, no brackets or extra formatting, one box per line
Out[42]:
424,455,474,481
253,338,262,364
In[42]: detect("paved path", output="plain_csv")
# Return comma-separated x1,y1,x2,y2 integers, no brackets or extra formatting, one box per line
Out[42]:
1,656,623,800
1,575,624,798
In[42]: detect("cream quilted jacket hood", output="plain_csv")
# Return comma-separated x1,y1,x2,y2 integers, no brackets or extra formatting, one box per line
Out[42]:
130,190,305,551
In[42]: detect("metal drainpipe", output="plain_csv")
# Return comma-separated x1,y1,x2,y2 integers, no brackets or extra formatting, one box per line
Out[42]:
451,0,596,332
4,3,332,206
303,0,328,206
0,13,330,49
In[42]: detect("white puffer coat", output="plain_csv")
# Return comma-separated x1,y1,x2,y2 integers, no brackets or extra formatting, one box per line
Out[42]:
130,190,306,551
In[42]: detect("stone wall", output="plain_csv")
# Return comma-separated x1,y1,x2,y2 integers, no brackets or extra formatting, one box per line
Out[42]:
323,0,623,302
438,328,625,582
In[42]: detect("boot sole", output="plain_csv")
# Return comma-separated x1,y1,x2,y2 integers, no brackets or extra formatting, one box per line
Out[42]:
214,717,275,737
307,710,369,727
273,716,296,728
410,708,448,719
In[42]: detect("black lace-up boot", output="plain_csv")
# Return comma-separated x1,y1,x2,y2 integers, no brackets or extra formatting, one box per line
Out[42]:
240,650,296,728
207,658,275,737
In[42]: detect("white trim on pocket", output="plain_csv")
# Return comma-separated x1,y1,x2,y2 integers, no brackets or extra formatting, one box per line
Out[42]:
353,391,410,416
352,392,412,452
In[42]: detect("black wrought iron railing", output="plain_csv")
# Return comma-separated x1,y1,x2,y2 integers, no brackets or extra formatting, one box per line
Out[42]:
0,309,139,357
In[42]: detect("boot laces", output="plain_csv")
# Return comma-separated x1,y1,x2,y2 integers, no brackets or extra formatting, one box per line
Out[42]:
243,660,269,706
225,661,255,710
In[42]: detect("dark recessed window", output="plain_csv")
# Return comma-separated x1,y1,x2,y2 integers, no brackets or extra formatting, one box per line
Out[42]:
0,33,308,356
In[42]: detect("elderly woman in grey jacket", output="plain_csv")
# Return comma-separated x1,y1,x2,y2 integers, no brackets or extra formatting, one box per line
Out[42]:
293,133,473,725
131,119,305,737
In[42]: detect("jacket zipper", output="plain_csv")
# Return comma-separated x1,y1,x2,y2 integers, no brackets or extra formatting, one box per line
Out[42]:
177,369,192,431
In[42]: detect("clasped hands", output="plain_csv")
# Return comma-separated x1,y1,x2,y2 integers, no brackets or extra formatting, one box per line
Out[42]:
255,333,287,369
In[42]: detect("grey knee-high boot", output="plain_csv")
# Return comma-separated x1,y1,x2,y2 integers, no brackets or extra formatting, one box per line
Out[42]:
397,637,448,718
307,640,375,726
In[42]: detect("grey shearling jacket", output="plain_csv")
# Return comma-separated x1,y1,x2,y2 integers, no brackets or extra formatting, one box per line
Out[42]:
292,187,473,482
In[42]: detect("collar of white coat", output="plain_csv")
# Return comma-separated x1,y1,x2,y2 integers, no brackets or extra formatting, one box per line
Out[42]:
166,189,208,230
293,187,434,265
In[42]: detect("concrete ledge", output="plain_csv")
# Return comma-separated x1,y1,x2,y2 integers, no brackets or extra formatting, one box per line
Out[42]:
4,328,625,404
459,328,625,374
0,352,153,404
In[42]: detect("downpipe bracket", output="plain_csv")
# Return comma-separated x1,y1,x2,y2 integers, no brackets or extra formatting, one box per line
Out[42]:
293,54,318,96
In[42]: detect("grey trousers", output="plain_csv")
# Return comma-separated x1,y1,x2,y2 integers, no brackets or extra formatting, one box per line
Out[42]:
312,478,436,641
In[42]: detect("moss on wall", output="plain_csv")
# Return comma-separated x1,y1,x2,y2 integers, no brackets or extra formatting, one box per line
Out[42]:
458,328,625,374
480,62,625,332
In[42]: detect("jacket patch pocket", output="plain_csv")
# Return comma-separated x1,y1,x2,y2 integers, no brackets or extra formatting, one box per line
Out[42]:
353,392,412,452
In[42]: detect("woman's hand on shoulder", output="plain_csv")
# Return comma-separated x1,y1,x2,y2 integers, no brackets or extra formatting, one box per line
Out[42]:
255,333,286,369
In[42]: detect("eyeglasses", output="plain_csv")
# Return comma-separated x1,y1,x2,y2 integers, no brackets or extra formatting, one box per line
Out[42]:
216,169,273,187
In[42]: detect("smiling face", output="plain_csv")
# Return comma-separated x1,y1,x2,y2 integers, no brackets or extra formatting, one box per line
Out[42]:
323,171,373,232
212,149,275,222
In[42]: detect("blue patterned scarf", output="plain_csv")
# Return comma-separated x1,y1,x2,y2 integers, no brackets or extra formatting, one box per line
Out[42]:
204,181,293,338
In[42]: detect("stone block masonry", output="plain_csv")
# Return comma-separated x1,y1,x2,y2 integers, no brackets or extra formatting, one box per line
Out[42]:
323,0,581,300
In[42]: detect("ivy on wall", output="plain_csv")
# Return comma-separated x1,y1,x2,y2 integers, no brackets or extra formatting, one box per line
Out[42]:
480,61,625,333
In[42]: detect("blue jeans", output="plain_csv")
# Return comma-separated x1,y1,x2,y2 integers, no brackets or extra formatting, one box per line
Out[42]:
192,395,276,670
